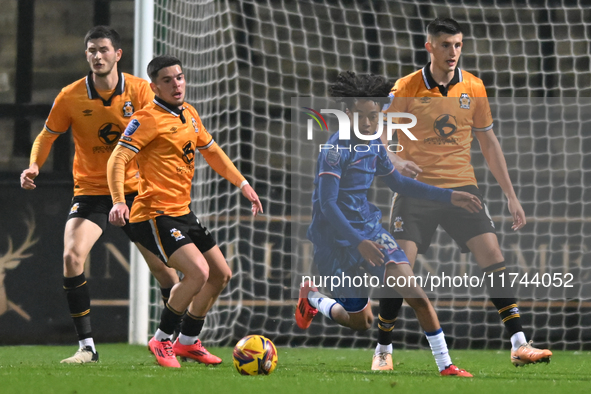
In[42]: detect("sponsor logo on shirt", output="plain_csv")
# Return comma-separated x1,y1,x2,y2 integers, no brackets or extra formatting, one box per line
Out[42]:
433,114,457,138
182,141,195,164
98,123,122,145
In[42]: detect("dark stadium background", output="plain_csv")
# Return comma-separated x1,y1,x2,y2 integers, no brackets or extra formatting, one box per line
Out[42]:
0,0,589,348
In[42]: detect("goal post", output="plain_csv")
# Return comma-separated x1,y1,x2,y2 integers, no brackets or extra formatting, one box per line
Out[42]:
128,0,154,346
129,0,591,350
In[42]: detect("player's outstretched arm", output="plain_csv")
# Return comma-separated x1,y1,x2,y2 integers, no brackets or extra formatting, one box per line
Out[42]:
451,191,482,213
381,169,481,212
379,131,422,178
20,128,61,190
474,129,526,231
107,145,136,227
388,152,422,179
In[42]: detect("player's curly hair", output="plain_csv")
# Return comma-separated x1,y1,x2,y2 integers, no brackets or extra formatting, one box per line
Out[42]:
328,71,393,109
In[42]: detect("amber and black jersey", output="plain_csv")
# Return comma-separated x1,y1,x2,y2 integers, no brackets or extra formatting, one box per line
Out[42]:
115,97,246,222
385,64,494,188
31,71,153,195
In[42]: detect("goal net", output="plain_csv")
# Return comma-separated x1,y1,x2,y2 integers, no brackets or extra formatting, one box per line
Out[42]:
135,0,591,350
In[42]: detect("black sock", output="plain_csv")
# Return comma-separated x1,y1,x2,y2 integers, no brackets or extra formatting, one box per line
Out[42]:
63,273,92,340
160,287,172,306
181,312,206,338
159,303,184,336
484,262,523,336
378,297,403,345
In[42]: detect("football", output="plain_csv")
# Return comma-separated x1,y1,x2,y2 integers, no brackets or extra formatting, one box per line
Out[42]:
232,335,278,375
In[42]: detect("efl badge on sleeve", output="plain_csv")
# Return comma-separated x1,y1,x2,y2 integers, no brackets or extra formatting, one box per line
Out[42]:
325,149,341,167
123,101,135,117
192,117,199,133
124,119,140,136
459,93,471,109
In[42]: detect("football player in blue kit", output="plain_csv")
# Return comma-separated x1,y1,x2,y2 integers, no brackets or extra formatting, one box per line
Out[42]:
295,71,479,376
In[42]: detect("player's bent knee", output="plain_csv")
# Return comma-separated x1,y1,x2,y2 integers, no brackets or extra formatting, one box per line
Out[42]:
63,250,85,276
216,264,232,287
405,296,430,312
348,308,373,331
349,318,372,331
182,260,209,286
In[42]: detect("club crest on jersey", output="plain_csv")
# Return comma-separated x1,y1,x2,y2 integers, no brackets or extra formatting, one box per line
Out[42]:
124,119,140,136
123,101,134,117
325,149,340,167
392,216,404,232
69,203,80,215
170,228,185,241
192,117,199,133
459,93,470,109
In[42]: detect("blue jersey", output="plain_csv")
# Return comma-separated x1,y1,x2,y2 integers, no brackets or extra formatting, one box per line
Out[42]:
307,132,452,248
308,133,395,247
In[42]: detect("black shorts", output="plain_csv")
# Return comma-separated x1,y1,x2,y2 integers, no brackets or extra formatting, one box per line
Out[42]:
68,193,137,242
130,212,216,265
389,185,496,254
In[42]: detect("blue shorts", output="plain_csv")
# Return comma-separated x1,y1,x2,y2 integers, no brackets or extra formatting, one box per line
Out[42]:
334,297,370,313
313,227,409,310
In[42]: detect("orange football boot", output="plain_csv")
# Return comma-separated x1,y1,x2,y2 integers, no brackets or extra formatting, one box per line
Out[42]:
511,341,552,367
440,364,473,377
371,352,393,371
173,338,222,365
148,337,181,368
295,280,318,329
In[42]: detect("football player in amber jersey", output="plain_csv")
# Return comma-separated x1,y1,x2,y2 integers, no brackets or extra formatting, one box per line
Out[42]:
372,18,551,371
19,27,178,364
107,55,263,368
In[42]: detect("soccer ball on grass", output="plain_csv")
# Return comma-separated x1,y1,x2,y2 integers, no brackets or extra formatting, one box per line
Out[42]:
232,335,278,375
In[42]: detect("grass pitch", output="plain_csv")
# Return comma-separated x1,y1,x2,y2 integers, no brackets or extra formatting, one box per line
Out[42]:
0,345,589,394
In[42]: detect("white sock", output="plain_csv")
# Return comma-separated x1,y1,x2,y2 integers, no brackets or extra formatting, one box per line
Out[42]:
178,333,199,346
511,331,527,351
425,329,452,372
79,338,96,353
308,291,337,320
154,329,173,342
375,343,393,355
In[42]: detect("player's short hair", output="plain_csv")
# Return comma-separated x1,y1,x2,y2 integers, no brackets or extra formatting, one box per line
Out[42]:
329,71,393,110
147,56,183,81
426,17,463,38
84,26,121,50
